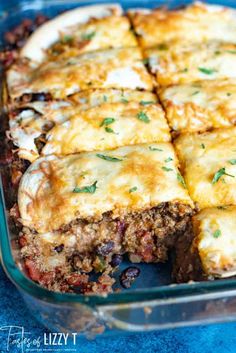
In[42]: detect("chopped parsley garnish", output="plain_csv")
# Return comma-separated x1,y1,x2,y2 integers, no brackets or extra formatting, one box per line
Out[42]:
181,68,188,73
140,100,155,106
149,146,163,152
121,98,129,103
213,229,221,238
105,127,116,133
217,205,228,210
96,154,123,162
157,43,168,50
212,167,235,184
81,31,96,41
227,92,232,96
100,117,115,127
191,91,200,96
226,50,236,54
137,111,150,123
103,95,108,102
162,166,173,172
177,173,186,188
62,35,73,43
201,143,205,149
165,157,173,163
142,58,149,65
129,186,138,193
198,67,217,75
214,50,221,55
229,159,236,165
73,181,97,194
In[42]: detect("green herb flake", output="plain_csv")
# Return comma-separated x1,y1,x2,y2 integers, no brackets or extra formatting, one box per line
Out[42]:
103,95,108,102
81,31,96,41
149,146,163,152
157,43,168,50
96,153,123,162
229,159,236,165
142,58,149,65
73,181,97,194
177,173,186,188
227,92,232,96
191,91,200,96
140,100,155,106
100,117,115,127
162,166,173,172
217,205,228,210
121,98,129,103
198,67,217,75
137,111,150,123
214,50,221,55
165,157,173,163
129,186,138,193
181,68,188,73
105,127,116,134
62,35,73,43
201,143,205,149
212,167,235,184
226,50,236,54
213,229,221,238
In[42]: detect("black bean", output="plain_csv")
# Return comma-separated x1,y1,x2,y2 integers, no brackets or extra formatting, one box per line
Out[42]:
54,244,64,253
119,266,140,289
96,241,114,256
110,254,123,267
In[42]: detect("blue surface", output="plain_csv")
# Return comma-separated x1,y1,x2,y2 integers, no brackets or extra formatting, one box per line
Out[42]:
1,265,236,353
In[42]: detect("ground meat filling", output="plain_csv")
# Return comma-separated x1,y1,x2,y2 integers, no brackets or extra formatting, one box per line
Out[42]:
18,202,193,292
172,223,206,283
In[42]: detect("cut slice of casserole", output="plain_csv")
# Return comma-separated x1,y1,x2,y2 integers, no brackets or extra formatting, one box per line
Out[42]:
18,143,193,278
174,206,236,282
7,47,154,101
129,2,236,48
41,102,170,157
9,90,159,161
145,41,236,86
158,79,236,134
175,127,236,209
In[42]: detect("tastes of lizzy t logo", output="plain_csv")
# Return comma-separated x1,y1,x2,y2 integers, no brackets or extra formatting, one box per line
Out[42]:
0,326,77,352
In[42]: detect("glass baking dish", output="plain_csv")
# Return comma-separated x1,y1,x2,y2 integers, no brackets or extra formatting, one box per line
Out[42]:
2,0,236,338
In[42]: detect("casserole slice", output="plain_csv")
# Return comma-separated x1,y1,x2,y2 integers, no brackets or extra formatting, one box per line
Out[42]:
159,79,236,134
129,2,236,48
41,102,170,157
7,47,154,101
20,4,124,63
174,127,236,209
17,143,193,286
144,41,236,86
174,206,236,282
9,90,158,162
46,16,138,59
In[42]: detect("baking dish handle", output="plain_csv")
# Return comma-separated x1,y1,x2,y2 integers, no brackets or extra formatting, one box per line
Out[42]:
96,290,236,331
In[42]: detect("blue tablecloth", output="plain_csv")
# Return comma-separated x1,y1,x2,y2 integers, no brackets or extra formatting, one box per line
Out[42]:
0,265,236,353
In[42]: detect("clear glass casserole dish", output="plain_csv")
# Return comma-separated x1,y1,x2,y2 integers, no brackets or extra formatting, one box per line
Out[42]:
2,0,236,338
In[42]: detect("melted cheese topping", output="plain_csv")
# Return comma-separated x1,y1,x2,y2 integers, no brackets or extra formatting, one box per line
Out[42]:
145,41,236,86
42,102,170,156
175,127,236,209
10,90,158,161
159,79,236,133
20,4,123,62
8,48,153,100
129,2,236,48
18,143,193,233
193,206,236,278
48,16,137,57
